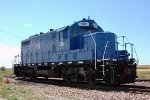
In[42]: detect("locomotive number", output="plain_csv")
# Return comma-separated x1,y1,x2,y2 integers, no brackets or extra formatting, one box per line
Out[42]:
78,22,89,26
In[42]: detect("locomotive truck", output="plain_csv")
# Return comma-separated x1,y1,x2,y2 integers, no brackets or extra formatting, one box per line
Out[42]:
14,18,138,85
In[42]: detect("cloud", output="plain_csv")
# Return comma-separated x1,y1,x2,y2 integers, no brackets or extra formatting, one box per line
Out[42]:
0,44,20,68
24,23,33,27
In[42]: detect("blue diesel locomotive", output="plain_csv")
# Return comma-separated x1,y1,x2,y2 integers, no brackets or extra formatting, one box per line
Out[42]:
14,18,137,85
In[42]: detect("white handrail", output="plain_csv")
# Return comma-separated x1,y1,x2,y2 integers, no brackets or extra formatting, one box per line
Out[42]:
133,45,139,64
14,55,20,64
88,31,97,70
102,41,110,75
118,35,139,64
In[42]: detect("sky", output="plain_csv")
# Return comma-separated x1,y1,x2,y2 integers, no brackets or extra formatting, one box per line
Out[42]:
0,0,150,67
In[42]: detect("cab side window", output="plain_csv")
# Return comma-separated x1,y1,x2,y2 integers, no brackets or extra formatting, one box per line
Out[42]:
59,32,63,41
51,32,56,39
63,30,67,39
59,30,68,41
71,28,77,37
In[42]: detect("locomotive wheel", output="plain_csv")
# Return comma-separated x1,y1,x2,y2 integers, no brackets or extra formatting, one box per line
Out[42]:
87,71,96,85
77,74,85,82
62,73,71,83
63,76,71,83
14,67,20,77
44,76,49,80
105,67,118,86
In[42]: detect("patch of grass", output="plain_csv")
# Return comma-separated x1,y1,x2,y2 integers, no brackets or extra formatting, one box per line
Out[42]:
0,69,49,100
0,68,13,86
0,84,17,100
0,68,13,83
0,84,42,100
137,71,150,78
0,68,13,78
137,65,150,69
137,65,150,78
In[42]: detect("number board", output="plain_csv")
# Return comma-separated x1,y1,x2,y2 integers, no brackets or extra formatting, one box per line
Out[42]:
78,22,89,27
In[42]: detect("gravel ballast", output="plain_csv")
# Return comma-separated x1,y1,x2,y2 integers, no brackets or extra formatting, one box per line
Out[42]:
12,79,150,100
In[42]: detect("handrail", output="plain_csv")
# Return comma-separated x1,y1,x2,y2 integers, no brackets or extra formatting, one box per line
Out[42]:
88,31,97,70
125,36,139,64
118,35,139,64
125,43,133,58
132,44,139,64
14,55,20,64
102,41,110,75
117,36,125,50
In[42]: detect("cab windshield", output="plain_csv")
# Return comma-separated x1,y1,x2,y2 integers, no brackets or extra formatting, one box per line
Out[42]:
80,27,97,34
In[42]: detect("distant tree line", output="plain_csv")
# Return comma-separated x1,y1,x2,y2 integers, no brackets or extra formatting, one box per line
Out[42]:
0,66,6,71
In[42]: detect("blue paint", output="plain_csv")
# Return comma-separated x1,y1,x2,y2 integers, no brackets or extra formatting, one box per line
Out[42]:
21,18,130,64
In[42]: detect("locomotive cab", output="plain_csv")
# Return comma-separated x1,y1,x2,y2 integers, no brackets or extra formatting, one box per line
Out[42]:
70,18,104,50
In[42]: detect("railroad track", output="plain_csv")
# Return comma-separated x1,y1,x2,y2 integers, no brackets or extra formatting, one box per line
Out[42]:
14,77,150,83
136,78,150,82
13,77,150,94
